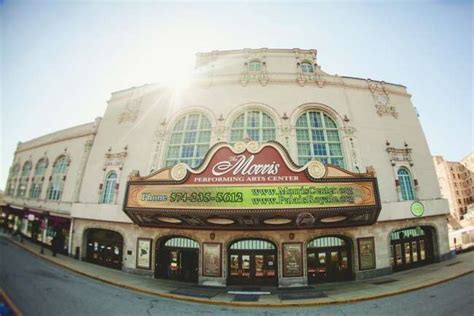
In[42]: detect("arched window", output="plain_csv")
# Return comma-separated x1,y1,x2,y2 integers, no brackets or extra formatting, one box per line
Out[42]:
300,62,314,73
17,161,32,197
101,172,118,204
6,163,20,195
248,60,262,72
398,167,415,200
47,156,69,201
30,159,47,199
165,113,212,168
230,110,276,144
296,110,344,167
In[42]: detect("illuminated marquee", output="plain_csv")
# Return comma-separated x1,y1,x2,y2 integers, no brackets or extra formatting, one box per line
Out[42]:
123,141,381,230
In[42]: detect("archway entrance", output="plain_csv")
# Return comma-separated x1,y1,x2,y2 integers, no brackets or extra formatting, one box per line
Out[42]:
228,239,278,286
390,226,434,272
155,236,199,283
85,229,123,270
307,236,353,283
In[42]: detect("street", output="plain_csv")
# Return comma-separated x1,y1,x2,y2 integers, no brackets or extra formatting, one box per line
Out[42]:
0,237,473,316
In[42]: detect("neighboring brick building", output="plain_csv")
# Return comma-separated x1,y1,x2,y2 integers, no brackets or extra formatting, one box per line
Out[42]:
433,154,474,223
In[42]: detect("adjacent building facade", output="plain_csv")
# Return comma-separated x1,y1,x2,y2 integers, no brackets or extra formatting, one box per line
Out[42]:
3,48,451,287
433,154,474,223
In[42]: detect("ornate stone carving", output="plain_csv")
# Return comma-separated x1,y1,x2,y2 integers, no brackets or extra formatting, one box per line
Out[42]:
258,62,269,86
386,147,413,165
367,79,398,118
314,65,326,88
340,126,356,137
240,49,269,87
294,49,325,87
240,63,249,86
118,95,143,124
105,150,128,168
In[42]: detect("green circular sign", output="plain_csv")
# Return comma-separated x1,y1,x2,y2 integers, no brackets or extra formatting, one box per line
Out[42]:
411,201,424,217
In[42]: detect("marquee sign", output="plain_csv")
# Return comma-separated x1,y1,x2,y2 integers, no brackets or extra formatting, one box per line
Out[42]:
123,141,381,230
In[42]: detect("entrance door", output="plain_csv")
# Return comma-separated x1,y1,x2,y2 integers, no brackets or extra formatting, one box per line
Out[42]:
228,239,277,286
390,227,433,272
307,236,353,283
155,237,199,283
85,229,123,270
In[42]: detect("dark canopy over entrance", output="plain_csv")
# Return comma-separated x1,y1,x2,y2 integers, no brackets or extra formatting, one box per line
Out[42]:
85,229,123,270
307,236,353,283
155,236,199,283
390,226,434,272
228,239,278,286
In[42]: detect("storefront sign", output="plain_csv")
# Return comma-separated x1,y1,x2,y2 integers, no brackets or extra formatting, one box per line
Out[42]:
283,242,303,277
136,238,152,270
358,237,376,270
124,142,382,229
128,182,376,210
202,243,222,277
410,201,424,217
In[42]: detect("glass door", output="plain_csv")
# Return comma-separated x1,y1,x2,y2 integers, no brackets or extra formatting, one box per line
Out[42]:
264,254,276,277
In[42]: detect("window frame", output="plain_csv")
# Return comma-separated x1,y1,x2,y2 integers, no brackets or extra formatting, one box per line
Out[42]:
300,61,314,74
46,155,70,201
397,167,416,201
164,112,212,168
100,171,118,204
229,109,276,145
295,110,345,167
248,60,262,72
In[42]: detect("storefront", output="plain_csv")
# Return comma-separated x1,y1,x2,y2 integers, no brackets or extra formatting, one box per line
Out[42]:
123,141,382,287
307,236,353,283
3,205,71,254
228,239,278,286
85,228,123,270
390,226,434,272
155,236,199,282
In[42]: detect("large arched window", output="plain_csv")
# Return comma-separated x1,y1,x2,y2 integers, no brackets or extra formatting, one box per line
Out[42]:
230,110,276,144
47,156,69,201
165,113,212,168
30,159,47,199
6,163,20,196
398,167,415,200
17,161,32,197
296,110,344,167
101,172,118,204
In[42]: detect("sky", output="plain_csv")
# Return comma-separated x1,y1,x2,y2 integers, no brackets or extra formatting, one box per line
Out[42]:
1,0,472,188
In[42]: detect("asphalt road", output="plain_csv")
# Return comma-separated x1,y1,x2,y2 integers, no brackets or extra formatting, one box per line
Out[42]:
0,236,473,316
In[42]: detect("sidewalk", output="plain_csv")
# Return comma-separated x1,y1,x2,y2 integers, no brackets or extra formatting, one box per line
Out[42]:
3,233,473,307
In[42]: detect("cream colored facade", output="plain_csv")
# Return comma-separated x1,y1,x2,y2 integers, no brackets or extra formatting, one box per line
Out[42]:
433,155,474,223
4,48,450,287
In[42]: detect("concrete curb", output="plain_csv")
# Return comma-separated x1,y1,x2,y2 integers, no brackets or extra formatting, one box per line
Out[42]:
0,288,23,316
6,237,474,308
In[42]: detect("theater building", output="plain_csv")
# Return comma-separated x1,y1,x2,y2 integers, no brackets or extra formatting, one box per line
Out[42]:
3,48,451,287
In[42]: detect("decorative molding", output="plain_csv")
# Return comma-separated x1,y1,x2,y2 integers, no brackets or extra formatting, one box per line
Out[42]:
240,49,270,87
104,149,128,168
367,79,398,118
118,95,143,124
340,126,356,137
386,147,413,165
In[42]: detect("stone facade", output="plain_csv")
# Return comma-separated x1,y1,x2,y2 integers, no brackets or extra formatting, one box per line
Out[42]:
72,215,449,286
433,155,474,223
4,48,451,287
